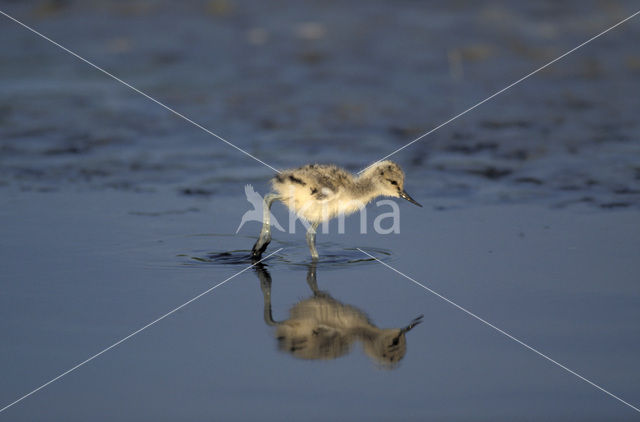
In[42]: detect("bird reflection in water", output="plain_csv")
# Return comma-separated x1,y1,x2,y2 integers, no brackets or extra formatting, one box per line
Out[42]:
254,263,423,368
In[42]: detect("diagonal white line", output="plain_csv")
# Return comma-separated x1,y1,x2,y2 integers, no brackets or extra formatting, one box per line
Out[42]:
359,9,640,174
357,248,640,414
0,9,281,174
0,248,283,414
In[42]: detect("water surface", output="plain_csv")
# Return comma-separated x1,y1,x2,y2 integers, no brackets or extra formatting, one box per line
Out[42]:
1,1,640,420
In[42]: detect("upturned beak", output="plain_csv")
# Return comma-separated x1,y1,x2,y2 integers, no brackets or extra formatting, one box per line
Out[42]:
399,190,422,207
400,314,424,334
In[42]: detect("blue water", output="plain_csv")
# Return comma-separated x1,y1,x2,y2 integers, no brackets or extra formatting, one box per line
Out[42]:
1,1,640,420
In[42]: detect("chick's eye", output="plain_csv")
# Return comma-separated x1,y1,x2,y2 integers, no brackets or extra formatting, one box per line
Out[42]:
386,179,398,186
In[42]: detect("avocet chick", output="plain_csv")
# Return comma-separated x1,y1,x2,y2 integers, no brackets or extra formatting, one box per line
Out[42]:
251,161,421,260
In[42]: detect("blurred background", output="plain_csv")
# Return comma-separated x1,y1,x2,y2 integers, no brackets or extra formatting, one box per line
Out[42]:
1,2,640,421
1,0,639,208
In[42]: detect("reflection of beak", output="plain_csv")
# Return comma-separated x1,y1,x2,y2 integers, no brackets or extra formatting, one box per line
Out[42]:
399,190,422,207
401,314,424,334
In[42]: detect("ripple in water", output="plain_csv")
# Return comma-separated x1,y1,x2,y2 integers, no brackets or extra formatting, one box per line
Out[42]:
179,245,392,270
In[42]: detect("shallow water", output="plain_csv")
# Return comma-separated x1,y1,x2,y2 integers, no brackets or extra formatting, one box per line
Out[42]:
2,191,639,420
1,1,640,420
2,0,640,208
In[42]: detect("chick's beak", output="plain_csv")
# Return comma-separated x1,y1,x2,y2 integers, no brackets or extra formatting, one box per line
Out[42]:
399,190,422,207
401,314,424,334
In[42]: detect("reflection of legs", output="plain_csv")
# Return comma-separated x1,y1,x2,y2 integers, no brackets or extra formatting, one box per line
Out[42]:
251,193,280,260
306,262,319,294
306,222,320,260
254,264,277,326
